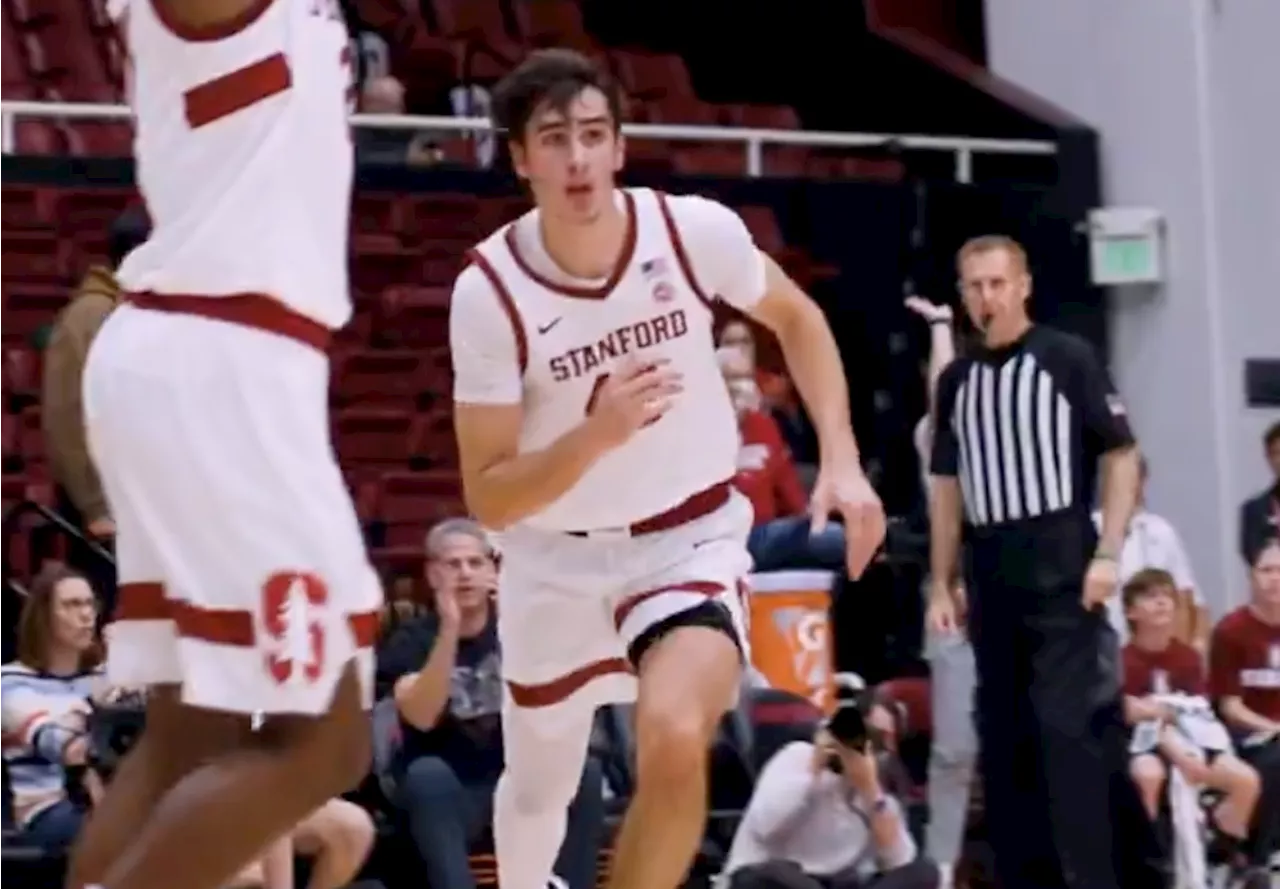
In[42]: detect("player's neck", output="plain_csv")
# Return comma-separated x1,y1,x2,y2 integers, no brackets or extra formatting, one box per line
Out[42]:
537,192,628,280
1131,628,1173,652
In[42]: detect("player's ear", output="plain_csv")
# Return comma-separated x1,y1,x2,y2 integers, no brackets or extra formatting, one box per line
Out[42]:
612,131,626,173
509,138,529,181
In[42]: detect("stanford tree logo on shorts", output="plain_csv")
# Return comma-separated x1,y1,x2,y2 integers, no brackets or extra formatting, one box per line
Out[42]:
261,571,329,685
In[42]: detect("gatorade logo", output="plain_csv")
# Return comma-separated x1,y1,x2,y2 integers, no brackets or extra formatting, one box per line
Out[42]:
772,605,831,709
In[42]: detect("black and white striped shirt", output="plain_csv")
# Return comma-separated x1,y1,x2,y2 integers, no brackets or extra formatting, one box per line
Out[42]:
931,326,1135,529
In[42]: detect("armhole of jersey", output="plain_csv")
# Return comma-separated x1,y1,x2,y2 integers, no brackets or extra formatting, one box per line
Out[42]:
148,0,275,42
465,248,529,375
655,192,716,312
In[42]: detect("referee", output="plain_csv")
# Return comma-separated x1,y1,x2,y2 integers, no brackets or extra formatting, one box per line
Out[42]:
925,236,1148,889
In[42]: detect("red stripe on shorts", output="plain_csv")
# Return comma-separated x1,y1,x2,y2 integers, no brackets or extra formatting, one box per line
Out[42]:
115,581,380,648
184,52,292,129
506,658,633,709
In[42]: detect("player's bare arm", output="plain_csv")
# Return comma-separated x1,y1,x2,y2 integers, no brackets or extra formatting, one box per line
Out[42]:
744,255,886,577
455,360,682,530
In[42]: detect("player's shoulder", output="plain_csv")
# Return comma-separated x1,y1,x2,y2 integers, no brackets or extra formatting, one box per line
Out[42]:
645,189,744,234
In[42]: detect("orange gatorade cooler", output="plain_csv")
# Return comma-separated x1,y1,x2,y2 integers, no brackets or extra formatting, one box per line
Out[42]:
747,569,837,713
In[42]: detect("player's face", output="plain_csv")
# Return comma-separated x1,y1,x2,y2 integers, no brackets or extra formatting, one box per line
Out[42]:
51,577,97,651
1252,542,1280,607
1126,587,1176,633
958,248,1031,341
427,533,496,611
511,87,624,225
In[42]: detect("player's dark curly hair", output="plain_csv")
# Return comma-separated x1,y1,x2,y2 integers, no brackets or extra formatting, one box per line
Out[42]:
491,48,624,142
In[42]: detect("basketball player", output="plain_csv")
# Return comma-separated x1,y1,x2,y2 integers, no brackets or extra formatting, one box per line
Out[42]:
64,2,378,889
449,49,886,889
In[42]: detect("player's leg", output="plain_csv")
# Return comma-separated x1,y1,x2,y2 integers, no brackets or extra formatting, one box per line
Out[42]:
68,334,245,889
493,695,602,889
79,319,379,889
1128,753,1167,820
607,611,742,889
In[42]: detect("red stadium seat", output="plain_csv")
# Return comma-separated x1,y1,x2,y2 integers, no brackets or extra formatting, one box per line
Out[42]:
18,406,45,467
377,286,450,349
333,408,417,466
2,284,65,342
1,185,50,229
3,345,43,404
1,415,20,469
53,187,136,234
610,51,695,102
333,349,425,408
369,545,427,582
381,469,465,544
350,244,424,297
1,233,70,283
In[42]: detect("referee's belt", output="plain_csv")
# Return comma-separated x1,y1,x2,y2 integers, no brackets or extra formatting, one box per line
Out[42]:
565,480,731,539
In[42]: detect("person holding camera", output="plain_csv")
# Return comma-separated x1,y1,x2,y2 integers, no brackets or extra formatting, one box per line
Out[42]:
720,686,939,889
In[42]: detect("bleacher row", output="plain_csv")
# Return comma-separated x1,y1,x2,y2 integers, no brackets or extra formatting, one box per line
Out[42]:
0,0,904,179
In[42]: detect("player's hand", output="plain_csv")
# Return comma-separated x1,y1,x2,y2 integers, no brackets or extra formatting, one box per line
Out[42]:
586,358,683,450
810,462,886,580
1081,555,1119,611
904,296,953,325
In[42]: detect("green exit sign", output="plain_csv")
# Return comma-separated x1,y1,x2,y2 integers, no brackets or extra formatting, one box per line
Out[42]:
1088,208,1164,286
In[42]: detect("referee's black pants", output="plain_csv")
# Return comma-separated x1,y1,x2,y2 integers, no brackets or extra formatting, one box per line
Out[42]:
966,523,1160,889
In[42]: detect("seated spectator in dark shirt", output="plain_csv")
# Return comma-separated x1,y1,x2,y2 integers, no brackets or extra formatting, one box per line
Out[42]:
356,76,453,168
720,348,843,572
376,518,605,889
1,564,106,851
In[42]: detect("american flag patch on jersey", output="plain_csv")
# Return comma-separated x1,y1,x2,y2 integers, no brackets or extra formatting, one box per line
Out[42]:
640,257,668,279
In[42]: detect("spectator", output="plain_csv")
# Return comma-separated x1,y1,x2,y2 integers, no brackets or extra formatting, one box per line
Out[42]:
0,563,104,850
718,319,818,468
720,347,843,572
375,518,605,889
228,798,376,889
1238,421,1280,565
720,684,938,889
1209,537,1280,869
1093,458,1207,647
356,76,449,168
43,208,151,544
1120,569,1258,845
904,295,972,889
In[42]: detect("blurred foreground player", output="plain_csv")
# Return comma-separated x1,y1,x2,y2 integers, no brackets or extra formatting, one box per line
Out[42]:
449,49,886,889
66,2,380,889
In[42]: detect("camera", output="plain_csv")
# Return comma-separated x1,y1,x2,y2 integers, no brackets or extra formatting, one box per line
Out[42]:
823,674,879,773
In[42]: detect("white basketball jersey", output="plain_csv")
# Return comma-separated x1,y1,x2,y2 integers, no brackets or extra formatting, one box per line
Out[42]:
115,0,354,329
471,188,741,531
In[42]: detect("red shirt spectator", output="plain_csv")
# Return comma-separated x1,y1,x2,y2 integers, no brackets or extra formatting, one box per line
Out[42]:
1121,640,1205,697
734,409,806,525
1208,606,1280,721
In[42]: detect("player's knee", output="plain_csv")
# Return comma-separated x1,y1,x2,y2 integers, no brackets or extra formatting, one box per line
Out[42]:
633,700,711,786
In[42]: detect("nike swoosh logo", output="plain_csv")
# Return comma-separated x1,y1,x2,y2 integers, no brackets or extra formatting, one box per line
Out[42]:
537,318,562,335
